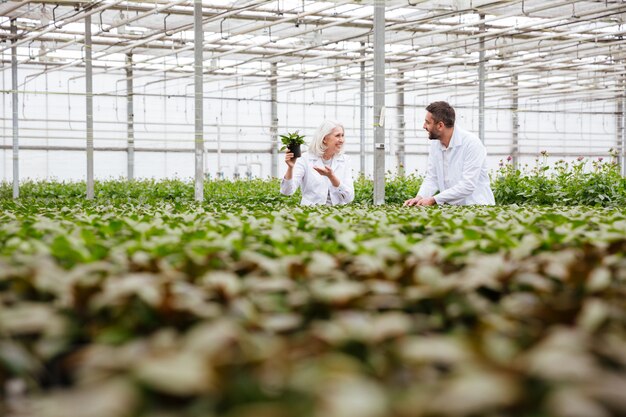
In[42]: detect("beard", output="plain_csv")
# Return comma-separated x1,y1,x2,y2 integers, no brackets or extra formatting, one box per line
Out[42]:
427,130,440,140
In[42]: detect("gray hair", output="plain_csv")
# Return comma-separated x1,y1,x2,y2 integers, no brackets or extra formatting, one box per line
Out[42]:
308,120,345,157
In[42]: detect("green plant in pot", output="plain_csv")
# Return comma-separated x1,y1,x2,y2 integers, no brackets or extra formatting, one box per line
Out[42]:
279,131,306,158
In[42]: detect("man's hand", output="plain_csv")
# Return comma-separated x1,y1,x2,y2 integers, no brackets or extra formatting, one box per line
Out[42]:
404,195,437,207
415,196,436,206
403,196,423,206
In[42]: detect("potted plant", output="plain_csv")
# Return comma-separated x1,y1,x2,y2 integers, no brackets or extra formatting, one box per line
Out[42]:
279,131,306,158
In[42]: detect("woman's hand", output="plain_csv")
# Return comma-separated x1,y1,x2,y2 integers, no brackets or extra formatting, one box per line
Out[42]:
313,166,340,187
285,152,296,168
313,165,333,177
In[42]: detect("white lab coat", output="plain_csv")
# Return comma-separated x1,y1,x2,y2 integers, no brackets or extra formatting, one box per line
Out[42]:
280,152,355,206
418,126,495,205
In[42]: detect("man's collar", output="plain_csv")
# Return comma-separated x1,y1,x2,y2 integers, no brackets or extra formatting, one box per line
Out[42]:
440,126,463,150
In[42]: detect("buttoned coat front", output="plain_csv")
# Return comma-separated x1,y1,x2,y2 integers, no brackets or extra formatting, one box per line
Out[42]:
417,126,495,205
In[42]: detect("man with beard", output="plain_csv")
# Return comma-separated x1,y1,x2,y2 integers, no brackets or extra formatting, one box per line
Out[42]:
404,101,495,206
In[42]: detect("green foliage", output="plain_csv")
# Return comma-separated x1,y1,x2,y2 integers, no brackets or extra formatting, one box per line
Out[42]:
353,172,423,204
1,150,625,207
0,176,423,206
279,130,306,151
493,151,626,206
0,178,301,205
1,202,626,416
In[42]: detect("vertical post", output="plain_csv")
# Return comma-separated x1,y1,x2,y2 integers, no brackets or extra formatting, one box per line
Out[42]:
194,0,204,201
617,87,623,174
126,53,134,180
478,13,486,142
85,13,94,200
45,72,49,179
360,41,366,175
270,62,278,178
397,72,405,176
11,19,18,198
217,118,222,178
163,72,168,176
511,74,519,170
2,48,6,181
373,0,385,205
620,74,626,177
334,65,340,119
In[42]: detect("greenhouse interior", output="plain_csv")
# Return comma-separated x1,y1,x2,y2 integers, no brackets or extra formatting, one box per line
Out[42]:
2,1,626,417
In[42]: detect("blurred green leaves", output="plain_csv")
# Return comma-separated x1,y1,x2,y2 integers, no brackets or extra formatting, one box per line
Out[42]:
1,189,626,416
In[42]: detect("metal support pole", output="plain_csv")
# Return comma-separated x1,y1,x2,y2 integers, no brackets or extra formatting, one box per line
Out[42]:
618,89,623,174
194,0,204,201
126,53,134,180
360,42,366,175
270,62,278,178
11,19,18,198
620,74,626,177
373,0,385,205
2,48,6,181
397,72,405,176
44,72,49,179
511,74,519,170
478,13,486,142
85,13,94,200
217,117,222,178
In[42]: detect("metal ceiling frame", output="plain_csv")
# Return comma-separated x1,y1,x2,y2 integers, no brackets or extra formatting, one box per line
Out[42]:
0,0,623,100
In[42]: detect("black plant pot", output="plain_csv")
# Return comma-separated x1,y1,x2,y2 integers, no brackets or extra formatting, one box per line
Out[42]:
288,143,302,158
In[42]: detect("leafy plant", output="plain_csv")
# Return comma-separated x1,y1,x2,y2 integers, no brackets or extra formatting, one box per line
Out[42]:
492,150,626,206
2,202,626,416
2,149,625,207
279,130,306,151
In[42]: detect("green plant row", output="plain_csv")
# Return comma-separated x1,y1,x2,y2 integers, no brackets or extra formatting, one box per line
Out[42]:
493,153,626,206
2,154,625,206
1,203,626,416
0,175,423,206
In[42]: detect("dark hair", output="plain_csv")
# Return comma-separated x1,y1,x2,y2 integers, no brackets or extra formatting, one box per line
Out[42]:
426,101,455,128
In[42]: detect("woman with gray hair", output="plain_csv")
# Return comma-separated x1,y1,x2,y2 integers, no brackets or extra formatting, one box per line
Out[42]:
280,120,354,205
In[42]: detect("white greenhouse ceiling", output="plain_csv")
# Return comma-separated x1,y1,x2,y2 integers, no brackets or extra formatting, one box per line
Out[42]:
0,0,625,101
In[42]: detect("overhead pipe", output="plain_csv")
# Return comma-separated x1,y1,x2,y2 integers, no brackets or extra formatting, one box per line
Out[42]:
0,0,126,54
339,31,626,101
88,0,326,82
391,3,626,67
91,0,604,99
4,0,616,88
8,0,190,86
202,10,626,101
6,2,624,105
282,22,626,98
389,0,618,60
116,0,367,89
